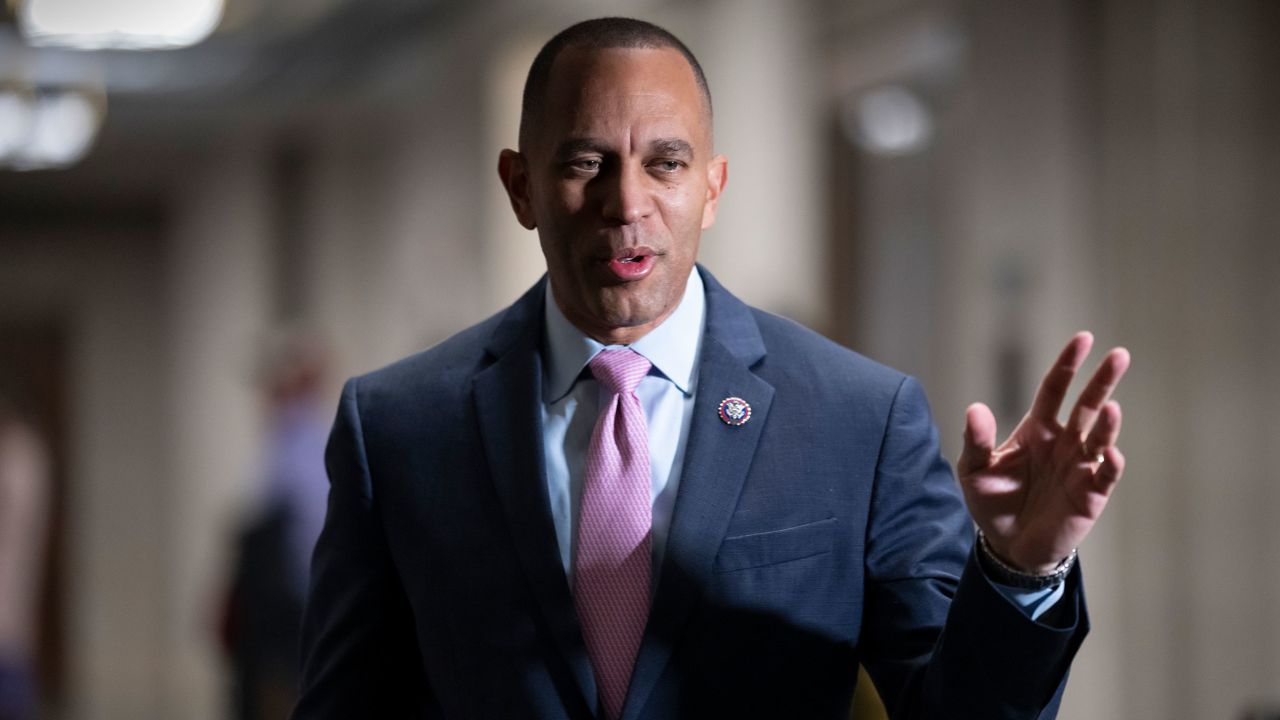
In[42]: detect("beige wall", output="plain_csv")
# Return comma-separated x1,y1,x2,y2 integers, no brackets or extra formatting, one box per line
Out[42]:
1096,1,1280,716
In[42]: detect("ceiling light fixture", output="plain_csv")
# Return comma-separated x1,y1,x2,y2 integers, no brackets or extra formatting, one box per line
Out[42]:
842,85,934,157
18,0,225,51
0,90,37,163
0,87,104,170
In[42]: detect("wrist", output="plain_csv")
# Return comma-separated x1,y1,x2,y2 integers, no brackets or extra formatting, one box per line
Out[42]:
976,530,1076,590
981,533,1060,575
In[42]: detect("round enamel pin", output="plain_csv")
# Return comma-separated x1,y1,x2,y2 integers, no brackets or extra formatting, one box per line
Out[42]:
717,397,751,426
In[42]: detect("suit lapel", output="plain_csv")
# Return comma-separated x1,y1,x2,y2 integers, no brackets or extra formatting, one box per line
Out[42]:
621,269,775,720
473,279,598,715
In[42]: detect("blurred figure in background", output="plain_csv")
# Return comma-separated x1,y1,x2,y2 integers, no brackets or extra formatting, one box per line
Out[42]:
219,332,331,720
0,403,49,720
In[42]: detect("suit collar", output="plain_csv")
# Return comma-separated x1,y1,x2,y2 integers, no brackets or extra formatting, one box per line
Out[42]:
697,265,766,368
483,275,547,360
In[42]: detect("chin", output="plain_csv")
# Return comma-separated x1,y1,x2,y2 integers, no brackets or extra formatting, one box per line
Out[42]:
596,307,659,332
583,294,648,328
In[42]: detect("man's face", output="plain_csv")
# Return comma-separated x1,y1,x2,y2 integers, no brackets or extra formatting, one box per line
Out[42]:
499,46,727,345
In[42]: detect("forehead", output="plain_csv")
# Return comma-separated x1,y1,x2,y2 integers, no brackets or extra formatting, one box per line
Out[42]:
539,46,709,148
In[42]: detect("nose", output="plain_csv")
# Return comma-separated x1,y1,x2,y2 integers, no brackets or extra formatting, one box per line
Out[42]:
600,162,655,225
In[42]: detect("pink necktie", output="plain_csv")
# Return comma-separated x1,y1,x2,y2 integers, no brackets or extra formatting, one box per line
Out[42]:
574,349,653,720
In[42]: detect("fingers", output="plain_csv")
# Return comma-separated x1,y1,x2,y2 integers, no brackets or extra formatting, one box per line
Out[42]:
1066,347,1131,437
1093,446,1125,493
1082,400,1122,458
1029,332,1094,423
958,402,997,475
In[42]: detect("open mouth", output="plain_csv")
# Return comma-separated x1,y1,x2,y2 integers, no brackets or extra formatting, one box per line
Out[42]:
605,248,658,281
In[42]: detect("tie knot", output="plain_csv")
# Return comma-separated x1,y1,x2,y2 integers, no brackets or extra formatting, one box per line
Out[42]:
589,349,651,395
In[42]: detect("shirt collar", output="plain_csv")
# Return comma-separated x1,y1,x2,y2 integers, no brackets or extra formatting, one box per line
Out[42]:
542,268,705,403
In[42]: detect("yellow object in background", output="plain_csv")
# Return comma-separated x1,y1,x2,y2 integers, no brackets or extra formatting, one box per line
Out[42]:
850,665,888,720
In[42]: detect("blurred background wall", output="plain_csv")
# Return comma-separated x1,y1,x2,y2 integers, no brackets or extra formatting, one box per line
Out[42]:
0,0,1276,718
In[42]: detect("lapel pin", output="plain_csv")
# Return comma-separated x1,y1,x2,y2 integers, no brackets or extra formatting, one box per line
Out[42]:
717,397,751,426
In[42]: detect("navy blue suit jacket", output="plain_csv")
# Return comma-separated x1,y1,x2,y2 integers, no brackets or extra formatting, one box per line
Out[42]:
293,267,1088,719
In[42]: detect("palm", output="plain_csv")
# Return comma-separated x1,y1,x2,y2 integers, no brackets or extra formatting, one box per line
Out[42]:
958,333,1130,574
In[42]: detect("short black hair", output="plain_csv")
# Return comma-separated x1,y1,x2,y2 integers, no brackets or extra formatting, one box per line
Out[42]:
518,17,713,151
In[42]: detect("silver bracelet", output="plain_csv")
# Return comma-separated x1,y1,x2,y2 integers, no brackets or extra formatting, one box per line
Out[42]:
977,530,1076,590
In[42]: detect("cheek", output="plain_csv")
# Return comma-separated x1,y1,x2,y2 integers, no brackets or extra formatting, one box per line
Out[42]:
660,184,706,238
552,185,585,214
534,178,585,223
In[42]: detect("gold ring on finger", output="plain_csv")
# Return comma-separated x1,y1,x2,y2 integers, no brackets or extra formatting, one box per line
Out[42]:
1080,442,1105,464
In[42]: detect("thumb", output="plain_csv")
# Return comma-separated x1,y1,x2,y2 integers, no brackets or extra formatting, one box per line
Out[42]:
958,402,996,475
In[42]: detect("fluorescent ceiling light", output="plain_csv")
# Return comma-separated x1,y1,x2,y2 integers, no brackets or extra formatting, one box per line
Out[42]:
0,92,37,163
21,92,100,168
0,89,103,170
19,0,225,51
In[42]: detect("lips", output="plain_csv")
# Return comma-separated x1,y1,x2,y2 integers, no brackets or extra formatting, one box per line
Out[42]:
603,246,658,282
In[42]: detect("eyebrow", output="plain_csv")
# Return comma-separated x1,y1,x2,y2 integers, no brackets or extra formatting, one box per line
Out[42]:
552,137,696,161
649,138,694,159
553,138,609,160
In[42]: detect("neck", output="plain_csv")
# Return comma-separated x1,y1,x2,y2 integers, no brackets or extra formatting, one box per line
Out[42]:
568,307,679,346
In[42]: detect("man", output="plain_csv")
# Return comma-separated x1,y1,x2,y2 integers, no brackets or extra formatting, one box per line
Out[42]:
293,17,1129,720
0,404,49,720
221,334,331,720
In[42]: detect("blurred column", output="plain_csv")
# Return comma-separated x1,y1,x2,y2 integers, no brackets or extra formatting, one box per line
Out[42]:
695,0,829,327
825,1,963,400
305,87,491,379
939,4,1120,719
1096,0,1280,716
163,139,274,720
1092,4,1195,717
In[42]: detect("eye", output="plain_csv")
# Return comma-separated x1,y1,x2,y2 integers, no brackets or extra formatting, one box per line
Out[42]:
651,159,683,173
567,157,601,173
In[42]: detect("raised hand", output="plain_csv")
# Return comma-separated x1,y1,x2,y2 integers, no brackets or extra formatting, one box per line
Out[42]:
957,332,1131,574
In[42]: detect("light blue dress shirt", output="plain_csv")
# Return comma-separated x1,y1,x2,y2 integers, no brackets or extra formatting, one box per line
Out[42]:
541,269,704,588
539,269,1062,620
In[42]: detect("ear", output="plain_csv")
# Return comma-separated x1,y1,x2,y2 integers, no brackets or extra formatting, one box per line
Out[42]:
700,154,728,230
498,149,537,230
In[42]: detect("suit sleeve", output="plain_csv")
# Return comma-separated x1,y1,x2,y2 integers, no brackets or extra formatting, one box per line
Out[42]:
859,376,1088,720
291,378,432,719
